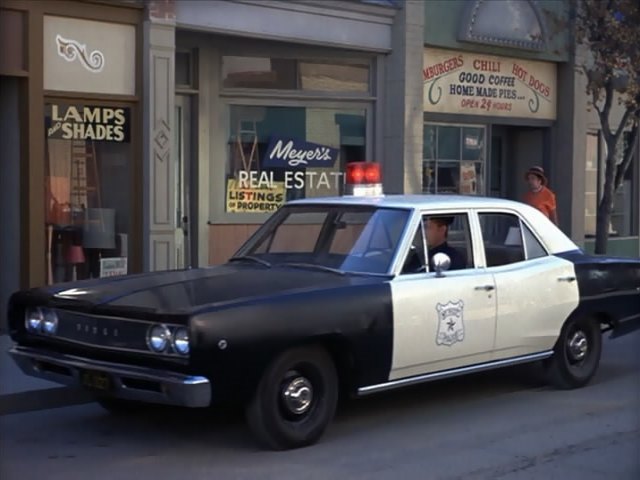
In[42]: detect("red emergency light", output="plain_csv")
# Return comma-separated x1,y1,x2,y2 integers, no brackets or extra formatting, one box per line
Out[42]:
344,162,383,196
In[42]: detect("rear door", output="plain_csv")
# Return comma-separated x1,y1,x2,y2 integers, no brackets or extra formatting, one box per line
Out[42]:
476,211,580,360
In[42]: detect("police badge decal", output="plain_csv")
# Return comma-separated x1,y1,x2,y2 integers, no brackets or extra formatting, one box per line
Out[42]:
435,300,465,346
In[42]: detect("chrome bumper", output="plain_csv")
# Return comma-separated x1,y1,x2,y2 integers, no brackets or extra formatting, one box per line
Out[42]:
9,346,211,408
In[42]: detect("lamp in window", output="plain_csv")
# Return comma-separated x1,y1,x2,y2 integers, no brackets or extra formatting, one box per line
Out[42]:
82,208,116,278
66,245,85,281
83,208,116,250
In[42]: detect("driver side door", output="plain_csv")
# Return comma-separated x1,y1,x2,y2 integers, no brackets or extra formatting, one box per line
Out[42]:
388,211,497,381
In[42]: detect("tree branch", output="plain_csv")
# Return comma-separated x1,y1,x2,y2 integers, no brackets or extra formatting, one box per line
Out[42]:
591,84,603,116
614,116,639,190
613,106,634,145
598,80,615,142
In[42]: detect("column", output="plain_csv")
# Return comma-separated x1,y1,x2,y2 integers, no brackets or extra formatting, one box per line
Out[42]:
143,0,176,271
382,0,425,194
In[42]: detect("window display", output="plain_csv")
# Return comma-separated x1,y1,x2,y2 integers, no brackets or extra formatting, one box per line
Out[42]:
44,102,131,284
222,56,369,92
225,105,367,213
423,124,486,195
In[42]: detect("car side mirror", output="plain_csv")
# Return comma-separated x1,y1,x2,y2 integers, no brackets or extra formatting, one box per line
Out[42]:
432,252,451,277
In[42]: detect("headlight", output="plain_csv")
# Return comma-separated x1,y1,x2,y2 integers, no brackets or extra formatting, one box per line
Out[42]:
42,310,59,335
172,327,189,355
147,324,171,352
25,307,44,332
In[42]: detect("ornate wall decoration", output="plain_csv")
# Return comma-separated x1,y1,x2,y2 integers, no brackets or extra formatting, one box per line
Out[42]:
55,34,105,73
458,0,547,52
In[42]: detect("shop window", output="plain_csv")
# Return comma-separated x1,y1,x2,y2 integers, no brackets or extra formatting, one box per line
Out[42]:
584,133,599,236
176,49,195,89
423,123,486,195
222,56,370,93
44,103,132,284
584,131,638,238
611,132,638,237
225,105,366,214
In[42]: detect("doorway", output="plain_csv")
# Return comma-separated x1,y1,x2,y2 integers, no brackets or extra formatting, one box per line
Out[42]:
490,126,549,202
0,76,21,332
174,94,197,268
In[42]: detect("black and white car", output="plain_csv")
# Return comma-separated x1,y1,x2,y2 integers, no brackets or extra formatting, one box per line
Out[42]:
7,163,640,450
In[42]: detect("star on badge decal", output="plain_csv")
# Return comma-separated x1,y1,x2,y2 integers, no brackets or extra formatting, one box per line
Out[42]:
436,300,465,346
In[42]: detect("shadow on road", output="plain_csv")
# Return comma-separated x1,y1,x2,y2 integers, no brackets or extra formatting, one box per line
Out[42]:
7,350,634,454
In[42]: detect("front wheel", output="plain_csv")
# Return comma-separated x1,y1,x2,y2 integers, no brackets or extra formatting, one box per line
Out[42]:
246,346,338,450
544,316,602,389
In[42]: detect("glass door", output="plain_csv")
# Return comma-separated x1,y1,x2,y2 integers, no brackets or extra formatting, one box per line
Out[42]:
174,94,195,268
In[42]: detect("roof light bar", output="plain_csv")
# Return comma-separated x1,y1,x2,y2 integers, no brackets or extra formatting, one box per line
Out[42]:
344,162,384,197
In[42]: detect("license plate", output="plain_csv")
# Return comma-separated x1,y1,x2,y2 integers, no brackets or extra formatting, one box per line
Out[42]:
80,370,112,391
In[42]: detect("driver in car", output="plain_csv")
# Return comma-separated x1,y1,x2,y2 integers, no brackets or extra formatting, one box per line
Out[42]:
424,216,466,272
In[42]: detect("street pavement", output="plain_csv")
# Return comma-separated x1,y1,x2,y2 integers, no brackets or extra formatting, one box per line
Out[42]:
1,330,638,480
0,335,92,415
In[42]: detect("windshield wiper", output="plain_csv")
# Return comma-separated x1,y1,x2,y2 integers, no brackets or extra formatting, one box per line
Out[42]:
228,255,272,268
277,262,346,276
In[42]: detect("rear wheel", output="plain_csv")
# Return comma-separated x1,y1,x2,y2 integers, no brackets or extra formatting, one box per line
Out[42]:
246,346,338,450
544,316,602,389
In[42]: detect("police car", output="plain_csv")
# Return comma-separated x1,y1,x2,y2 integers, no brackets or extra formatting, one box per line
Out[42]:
6,162,640,450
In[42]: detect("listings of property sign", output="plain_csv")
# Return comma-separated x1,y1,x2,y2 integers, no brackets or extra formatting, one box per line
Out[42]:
423,48,557,120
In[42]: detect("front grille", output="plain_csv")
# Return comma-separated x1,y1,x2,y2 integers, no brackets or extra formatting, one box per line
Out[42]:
55,309,150,352
43,309,188,360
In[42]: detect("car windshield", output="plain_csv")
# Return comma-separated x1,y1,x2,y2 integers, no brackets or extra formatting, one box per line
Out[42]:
231,205,412,275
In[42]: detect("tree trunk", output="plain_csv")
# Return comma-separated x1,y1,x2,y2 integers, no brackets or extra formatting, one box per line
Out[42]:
594,137,618,254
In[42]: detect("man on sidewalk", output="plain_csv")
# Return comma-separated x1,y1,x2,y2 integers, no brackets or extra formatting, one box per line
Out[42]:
523,166,558,225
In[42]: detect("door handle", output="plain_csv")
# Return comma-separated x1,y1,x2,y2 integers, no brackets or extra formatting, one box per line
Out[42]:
181,216,189,236
557,276,576,283
475,285,495,291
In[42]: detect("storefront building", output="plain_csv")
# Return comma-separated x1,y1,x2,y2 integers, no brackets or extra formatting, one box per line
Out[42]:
143,0,424,269
584,100,640,257
421,0,638,256
421,1,570,213
0,0,144,330
1,0,635,332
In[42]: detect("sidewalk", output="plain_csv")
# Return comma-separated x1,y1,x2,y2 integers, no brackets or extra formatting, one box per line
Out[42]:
0,335,92,415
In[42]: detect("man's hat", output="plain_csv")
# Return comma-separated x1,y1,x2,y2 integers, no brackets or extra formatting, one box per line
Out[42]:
428,216,454,226
525,166,547,186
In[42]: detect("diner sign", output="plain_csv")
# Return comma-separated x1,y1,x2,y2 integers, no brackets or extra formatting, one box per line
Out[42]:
423,48,557,120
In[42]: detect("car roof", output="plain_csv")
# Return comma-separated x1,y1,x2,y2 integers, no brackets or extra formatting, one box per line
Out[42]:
287,194,527,210
286,194,580,254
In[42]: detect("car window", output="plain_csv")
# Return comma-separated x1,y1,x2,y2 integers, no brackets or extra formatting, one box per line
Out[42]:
238,205,411,274
400,223,427,274
400,212,474,274
521,222,547,259
260,211,327,253
478,212,546,266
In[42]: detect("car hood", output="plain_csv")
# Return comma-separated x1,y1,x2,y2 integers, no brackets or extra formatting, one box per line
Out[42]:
30,264,386,315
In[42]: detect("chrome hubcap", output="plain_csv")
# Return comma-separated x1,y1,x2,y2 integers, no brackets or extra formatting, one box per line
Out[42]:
282,376,313,415
568,330,588,361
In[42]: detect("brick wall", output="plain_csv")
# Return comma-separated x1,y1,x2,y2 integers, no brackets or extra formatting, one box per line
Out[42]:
147,0,175,22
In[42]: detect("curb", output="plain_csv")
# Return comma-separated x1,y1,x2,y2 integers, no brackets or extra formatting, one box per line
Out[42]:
0,387,94,416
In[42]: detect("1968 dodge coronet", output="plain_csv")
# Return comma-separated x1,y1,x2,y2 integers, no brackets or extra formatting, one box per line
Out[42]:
6,164,640,450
